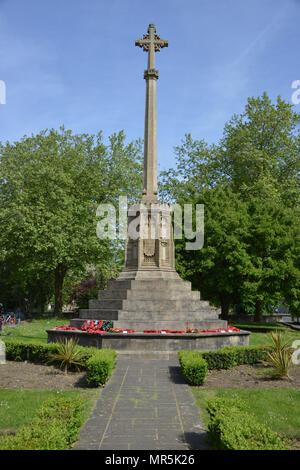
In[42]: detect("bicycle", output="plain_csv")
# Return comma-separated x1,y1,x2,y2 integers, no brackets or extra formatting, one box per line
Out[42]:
0,312,21,327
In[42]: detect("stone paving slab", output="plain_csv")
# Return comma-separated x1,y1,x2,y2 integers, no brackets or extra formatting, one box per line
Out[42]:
72,359,210,451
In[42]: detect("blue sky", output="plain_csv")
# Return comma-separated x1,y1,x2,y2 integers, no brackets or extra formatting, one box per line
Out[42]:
0,0,299,171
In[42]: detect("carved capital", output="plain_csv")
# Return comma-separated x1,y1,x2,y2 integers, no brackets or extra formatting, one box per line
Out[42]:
136,24,168,53
144,69,159,80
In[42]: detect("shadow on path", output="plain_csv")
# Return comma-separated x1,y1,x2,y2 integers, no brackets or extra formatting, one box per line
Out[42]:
168,365,186,384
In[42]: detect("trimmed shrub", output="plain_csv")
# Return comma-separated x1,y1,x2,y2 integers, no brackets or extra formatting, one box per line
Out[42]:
178,346,273,387
206,396,248,416
206,397,289,450
198,345,270,370
201,348,237,370
178,350,208,385
4,339,58,363
86,348,117,386
233,345,270,365
0,396,85,450
3,339,116,387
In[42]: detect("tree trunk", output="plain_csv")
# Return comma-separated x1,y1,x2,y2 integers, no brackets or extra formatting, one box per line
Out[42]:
220,296,230,320
54,264,67,318
254,300,263,323
40,299,46,315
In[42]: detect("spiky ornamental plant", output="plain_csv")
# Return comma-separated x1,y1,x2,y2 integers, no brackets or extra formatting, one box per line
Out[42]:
48,337,86,374
266,330,293,379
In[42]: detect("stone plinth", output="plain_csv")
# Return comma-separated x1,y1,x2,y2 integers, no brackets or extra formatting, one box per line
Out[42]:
124,201,175,273
47,328,250,360
76,277,226,332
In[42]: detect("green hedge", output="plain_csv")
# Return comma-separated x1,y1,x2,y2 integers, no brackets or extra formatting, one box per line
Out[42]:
86,348,117,386
0,396,85,450
178,350,208,385
202,345,270,370
201,348,237,370
3,338,116,387
206,397,289,450
178,345,270,385
4,340,58,363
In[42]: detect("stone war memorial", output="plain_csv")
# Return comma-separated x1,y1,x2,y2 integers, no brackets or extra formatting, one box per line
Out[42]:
47,24,249,358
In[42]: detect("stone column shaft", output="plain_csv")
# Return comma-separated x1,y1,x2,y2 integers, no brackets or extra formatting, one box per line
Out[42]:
135,24,168,202
143,75,158,201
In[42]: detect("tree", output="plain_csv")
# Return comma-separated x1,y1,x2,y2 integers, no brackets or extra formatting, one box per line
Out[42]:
160,93,300,318
219,92,300,207
241,197,299,321
63,242,123,310
218,93,300,318
0,127,143,316
0,256,53,313
174,186,252,319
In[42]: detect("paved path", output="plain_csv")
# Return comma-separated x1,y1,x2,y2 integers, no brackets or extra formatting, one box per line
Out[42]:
73,360,209,450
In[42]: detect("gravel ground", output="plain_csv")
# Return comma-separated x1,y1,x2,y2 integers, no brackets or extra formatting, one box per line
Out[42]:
0,361,89,390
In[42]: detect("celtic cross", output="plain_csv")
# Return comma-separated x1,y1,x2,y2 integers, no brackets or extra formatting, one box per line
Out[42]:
135,24,168,78
135,24,168,201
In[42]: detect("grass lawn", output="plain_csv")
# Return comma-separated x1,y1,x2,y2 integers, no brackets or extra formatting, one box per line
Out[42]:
0,388,100,435
1,317,69,343
0,317,103,448
192,388,300,443
231,322,300,347
2,317,300,348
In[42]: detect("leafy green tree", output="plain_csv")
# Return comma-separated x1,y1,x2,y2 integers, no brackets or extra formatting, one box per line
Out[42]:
0,257,53,313
0,127,142,316
219,92,300,207
63,246,123,310
175,186,252,319
161,93,299,205
241,197,299,321
161,93,300,319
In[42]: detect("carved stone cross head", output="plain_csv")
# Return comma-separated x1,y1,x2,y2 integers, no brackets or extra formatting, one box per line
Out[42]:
135,24,168,70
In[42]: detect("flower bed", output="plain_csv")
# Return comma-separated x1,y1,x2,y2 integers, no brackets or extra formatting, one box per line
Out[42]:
143,330,186,334
186,326,240,334
54,322,240,335
55,321,135,334
143,326,240,334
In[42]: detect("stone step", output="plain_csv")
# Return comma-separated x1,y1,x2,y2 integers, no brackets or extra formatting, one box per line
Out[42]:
79,309,119,320
79,307,219,321
97,289,201,301
126,290,201,301
107,279,192,291
116,270,182,282
89,299,123,310
71,317,227,333
89,298,206,311
121,299,208,311
70,318,88,328
117,310,218,321
98,290,129,300
71,316,225,330
113,319,227,331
